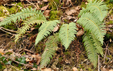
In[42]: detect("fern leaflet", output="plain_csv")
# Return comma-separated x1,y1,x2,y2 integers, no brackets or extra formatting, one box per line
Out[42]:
83,33,98,67
0,8,44,26
78,1,108,21
15,15,46,42
35,20,60,45
40,33,59,68
77,13,105,44
59,22,77,49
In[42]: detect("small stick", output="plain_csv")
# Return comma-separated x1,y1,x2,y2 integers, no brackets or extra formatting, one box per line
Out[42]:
98,55,100,71
26,0,37,8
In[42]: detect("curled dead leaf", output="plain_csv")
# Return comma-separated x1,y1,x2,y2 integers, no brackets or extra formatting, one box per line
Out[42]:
73,67,78,71
53,24,59,32
43,0,48,2
41,4,49,11
43,10,50,17
31,54,41,65
41,68,52,71
76,30,84,37
109,69,113,71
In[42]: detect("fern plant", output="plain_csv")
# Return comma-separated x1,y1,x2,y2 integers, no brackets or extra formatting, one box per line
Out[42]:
0,0,108,69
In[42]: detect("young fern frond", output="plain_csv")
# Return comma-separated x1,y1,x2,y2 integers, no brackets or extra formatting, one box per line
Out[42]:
0,8,42,26
78,1,108,21
59,22,77,49
35,20,60,45
15,15,46,42
77,13,105,44
40,33,59,68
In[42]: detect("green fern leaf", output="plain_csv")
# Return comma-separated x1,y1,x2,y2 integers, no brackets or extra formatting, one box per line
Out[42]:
78,1,108,21
59,22,77,49
90,33,103,56
15,15,46,42
35,20,60,45
83,33,98,67
77,13,104,44
0,8,44,26
40,33,59,68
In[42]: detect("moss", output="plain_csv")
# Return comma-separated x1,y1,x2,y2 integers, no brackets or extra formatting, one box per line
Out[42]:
80,2,86,8
49,11,62,20
48,0,59,10
107,20,113,24
0,6,9,16
64,51,70,56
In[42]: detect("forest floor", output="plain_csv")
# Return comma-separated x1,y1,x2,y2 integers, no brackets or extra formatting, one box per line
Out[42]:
0,0,113,71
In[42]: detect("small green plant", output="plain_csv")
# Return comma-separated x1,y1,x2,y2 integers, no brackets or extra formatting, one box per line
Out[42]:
0,0,108,69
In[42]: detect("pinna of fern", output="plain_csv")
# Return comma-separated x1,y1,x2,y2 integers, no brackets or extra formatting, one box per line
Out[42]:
15,15,46,42
59,22,77,49
0,8,44,26
83,32,103,67
77,0,108,67
35,20,60,45
78,0,108,21
0,8,47,42
40,33,59,68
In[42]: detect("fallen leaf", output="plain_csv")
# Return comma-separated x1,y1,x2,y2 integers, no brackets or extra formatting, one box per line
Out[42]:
43,0,48,2
65,6,80,15
53,24,59,32
101,67,109,71
73,67,78,71
32,54,41,65
41,68,52,71
9,53,16,60
109,69,113,71
0,17,4,22
41,4,49,11
43,10,50,17
76,30,84,37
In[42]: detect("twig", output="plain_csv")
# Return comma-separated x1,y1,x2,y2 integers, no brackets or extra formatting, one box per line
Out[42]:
98,55,100,71
0,27,16,33
26,0,37,8
0,27,15,36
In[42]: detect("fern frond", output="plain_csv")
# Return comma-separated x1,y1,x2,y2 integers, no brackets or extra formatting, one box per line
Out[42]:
90,33,103,56
77,13,105,44
0,8,44,26
59,22,77,49
40,33,59,68
35,20,60,45
83,33,98,67
15,15,46,42
78,1,108,21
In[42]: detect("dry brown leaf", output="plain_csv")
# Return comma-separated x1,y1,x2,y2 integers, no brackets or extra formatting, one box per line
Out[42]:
76,30,84,37
0,17,4,22
31,68,37,71
53,24,59,32
41,4,49,11
26,57,31,62
65,8,77,15
109,69,113,71
41,68,52,71
43,10,50,17
32,54,41,65
72,67,78,71
9,53,16,60
101,67,109,71
80,69,83,71
43,0,48,2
